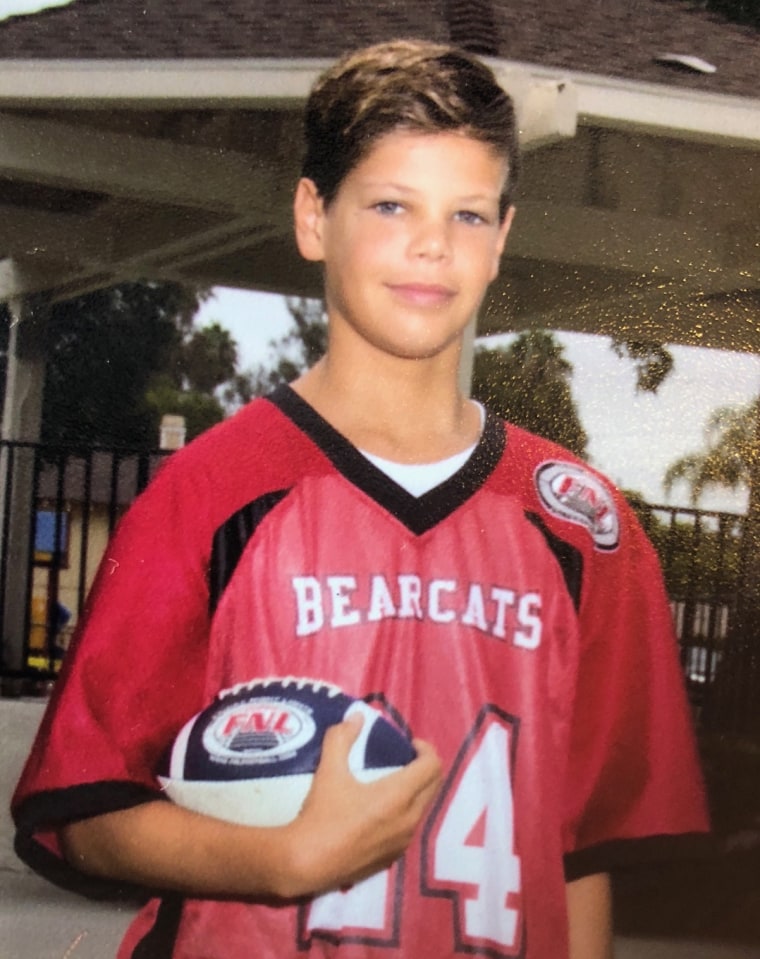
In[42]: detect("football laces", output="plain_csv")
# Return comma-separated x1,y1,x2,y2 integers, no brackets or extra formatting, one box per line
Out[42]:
218,676,344,699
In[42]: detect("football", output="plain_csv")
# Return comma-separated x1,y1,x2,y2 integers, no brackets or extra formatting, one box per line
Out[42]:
157,676,416,827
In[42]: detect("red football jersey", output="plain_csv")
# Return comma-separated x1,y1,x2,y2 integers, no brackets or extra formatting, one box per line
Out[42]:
12,386,708,959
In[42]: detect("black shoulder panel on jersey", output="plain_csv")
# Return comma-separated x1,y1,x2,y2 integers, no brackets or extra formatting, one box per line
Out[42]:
525,511,584,611
269,384,505,535
209,489,290,615
13,781,162,900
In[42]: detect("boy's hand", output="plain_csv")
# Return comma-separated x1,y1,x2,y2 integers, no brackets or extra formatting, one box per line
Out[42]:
59,713,441,903
283,712,442,897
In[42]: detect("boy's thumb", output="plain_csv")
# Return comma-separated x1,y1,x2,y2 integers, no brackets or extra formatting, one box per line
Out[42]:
320,710,365,768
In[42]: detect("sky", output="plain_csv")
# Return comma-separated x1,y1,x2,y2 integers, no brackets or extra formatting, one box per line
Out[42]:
197,287,760,514
0,0,74,20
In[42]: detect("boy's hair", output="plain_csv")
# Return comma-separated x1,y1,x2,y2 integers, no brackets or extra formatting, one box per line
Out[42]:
302,39,519,219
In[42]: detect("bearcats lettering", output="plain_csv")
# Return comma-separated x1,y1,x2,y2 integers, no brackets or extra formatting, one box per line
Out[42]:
292,574,543,649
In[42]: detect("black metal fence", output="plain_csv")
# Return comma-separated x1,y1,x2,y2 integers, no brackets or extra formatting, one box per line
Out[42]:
1,440,757,735
630,501,758,735
0,439,169,683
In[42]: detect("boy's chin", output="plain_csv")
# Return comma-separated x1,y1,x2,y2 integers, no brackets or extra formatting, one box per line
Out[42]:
376,333,466,364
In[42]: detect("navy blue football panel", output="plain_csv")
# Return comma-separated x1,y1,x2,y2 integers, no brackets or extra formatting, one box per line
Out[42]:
363,717,417,769
182,688,354,781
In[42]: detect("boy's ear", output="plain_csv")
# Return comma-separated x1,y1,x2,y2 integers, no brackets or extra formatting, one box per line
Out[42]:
294,178,327,262
490,205,516,281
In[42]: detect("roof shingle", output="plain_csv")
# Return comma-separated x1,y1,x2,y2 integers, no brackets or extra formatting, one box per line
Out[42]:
0,1,756,99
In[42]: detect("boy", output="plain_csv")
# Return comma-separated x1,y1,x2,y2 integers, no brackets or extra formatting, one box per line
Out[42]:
12,39,708,959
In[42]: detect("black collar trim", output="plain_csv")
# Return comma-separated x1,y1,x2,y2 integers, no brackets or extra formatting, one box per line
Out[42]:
268,384,505,535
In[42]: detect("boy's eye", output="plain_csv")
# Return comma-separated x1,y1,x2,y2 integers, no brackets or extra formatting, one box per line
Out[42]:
373,201,404,216
455,210,488,226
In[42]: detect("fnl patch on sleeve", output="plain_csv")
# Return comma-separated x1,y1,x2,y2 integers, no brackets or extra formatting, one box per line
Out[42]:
535,461,620,551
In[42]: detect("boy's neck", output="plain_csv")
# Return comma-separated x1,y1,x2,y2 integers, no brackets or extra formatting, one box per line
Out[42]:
292,354,482,465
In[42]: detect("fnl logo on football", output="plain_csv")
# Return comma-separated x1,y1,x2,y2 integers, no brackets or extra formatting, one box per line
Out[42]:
204,698,318,766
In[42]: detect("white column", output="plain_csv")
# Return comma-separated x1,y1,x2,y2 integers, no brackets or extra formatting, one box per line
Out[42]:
458,314,477,398
1,294,51,677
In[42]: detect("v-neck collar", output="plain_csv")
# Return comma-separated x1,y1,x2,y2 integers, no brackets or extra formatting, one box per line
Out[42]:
268,384,505,535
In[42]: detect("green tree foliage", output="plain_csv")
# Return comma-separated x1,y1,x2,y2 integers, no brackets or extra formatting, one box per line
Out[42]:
285,297,329,370
247,297,327,395
179,321,239,395
33,281,243,449
664,399,759,504
610,338,674,393
471,331,588,458
145,320,241,441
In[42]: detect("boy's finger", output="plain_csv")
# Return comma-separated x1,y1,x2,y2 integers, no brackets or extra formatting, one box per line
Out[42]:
392,739,443,793
317,712,365,770
409,738,442,775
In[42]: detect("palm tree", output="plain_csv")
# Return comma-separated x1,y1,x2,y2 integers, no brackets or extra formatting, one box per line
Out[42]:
665,396,760,736
664,399,760,505
472,331,588,459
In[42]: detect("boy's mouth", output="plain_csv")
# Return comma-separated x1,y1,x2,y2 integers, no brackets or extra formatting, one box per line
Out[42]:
386,283,456,308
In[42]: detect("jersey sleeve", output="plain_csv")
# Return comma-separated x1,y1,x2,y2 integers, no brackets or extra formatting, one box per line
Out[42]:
11,457,214,898
560,493,710,879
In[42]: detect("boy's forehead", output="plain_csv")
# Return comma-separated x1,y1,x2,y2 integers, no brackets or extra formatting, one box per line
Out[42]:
350,128,508,183
332,131,509,209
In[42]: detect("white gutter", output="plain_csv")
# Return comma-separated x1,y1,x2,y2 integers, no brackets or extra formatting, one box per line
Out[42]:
0,58,324,106
0,57,758,147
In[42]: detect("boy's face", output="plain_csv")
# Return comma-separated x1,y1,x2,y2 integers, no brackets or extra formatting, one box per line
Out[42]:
294,129,514,365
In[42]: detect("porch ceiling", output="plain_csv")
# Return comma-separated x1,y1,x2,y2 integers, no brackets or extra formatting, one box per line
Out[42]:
0,63,758,355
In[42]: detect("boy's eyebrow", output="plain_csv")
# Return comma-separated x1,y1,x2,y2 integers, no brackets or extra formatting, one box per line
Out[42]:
358,180,424,195
359,180,500,203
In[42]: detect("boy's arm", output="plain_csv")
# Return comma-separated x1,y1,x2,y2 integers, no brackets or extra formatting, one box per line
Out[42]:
60,716,441,900
566,873,613,959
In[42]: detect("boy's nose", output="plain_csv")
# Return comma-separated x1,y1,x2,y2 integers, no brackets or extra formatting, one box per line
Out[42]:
409,218,452,260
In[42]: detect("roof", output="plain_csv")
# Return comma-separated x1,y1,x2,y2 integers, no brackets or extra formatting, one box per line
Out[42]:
0,0,757,100
0,0,757,355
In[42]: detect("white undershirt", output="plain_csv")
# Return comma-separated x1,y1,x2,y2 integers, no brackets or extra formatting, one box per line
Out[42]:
359,403,484,497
